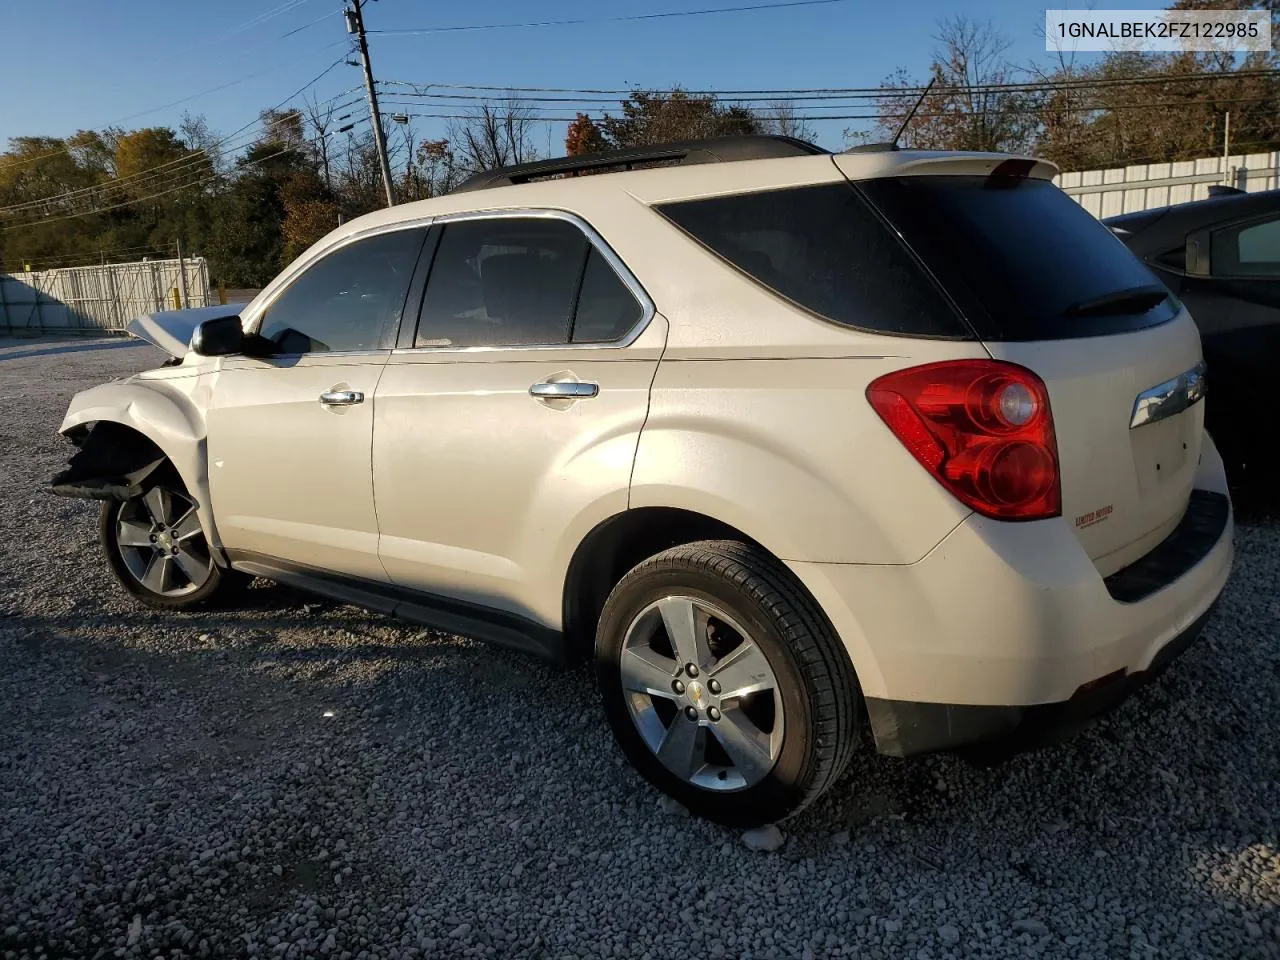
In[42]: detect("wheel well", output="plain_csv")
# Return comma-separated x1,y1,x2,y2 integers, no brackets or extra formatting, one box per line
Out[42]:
52,420,174,499
562,508,763,660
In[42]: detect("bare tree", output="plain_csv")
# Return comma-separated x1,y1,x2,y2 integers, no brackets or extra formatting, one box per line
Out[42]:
303,95,336,190
762,101,816,143
178,111,225,174
447,98,539,173
394,117,420,200
873,16,1037,153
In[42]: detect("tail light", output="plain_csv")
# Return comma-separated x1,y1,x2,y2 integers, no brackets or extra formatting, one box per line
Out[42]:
867,360,1061,521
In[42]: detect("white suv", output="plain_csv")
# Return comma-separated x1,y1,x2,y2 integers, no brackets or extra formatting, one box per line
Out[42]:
53,136,1233,825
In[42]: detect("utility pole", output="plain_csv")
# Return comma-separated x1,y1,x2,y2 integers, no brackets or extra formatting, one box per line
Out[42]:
1222,111,1231,186
346,0,395,208
175,237,190,309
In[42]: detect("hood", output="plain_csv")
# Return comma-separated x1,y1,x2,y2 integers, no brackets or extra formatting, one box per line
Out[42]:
126,304,241,358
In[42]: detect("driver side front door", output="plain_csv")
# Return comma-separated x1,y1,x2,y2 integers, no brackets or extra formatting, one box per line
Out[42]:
207,226,428,583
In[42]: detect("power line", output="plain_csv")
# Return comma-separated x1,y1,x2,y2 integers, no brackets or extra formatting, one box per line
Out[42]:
374,67,1280,98
0,92,363,217
368,0,852,36
138,0,329,70
2,147,295,233
3,116,370,232
0,52,353,175
375,86,1280,106
371,93,1280,125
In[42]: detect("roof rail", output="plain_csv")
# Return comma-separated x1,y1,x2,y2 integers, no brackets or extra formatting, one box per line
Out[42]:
449,135,830,194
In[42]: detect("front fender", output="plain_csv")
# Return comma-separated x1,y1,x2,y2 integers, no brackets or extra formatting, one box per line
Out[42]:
58,376,224,555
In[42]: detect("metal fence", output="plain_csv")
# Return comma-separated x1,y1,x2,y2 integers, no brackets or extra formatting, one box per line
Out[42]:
0,257,211,335
1055,150,1280,218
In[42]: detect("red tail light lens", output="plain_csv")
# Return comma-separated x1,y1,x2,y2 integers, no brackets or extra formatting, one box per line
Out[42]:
867,360,1061,521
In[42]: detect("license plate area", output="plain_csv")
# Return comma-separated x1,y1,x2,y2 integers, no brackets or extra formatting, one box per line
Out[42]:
1130,411,1197,494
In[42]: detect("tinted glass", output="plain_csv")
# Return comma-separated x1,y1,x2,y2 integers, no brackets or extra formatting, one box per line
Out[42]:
658,183,965,337
259,229,425,354
859,176,1177,341
1213,217,1280,277
417,218,589,348
571,248,643,342
1154,246,1187,272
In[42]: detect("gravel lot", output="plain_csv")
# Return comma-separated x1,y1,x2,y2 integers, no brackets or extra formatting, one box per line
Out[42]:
0,336,1276,960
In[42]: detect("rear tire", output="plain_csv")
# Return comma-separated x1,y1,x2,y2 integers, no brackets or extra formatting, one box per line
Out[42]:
100,474,248,610
595,539,861,826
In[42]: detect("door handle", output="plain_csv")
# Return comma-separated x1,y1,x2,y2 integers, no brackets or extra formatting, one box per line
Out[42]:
529,381,598,399
319,390,364,406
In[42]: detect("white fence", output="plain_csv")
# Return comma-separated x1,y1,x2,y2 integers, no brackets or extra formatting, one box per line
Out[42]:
1055,150,1280,218
0,257,211,335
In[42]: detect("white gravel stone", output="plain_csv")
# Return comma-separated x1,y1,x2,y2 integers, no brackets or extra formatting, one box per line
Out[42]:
741,825,785,852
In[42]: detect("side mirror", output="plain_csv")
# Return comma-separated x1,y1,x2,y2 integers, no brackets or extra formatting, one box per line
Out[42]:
190,315,244,356
1185,229,1211,278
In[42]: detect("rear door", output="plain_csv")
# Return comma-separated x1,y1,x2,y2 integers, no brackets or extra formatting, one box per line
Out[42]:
372,212,665,628
848,169,1205,574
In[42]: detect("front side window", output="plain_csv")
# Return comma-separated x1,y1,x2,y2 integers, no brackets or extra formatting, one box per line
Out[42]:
258,228,426,354
1212,217,1280,277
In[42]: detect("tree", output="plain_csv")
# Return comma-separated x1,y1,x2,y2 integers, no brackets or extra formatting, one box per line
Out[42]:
599,89,764,148
415,139,460,197
257,109,306,152
303,96,337,190
565,114,607,155
113,128,194,185
447,99,539,173
178,112,224,174
762,102,816,143
870,17,1037,153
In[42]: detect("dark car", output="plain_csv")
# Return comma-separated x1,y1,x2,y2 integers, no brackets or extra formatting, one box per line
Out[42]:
1105,187,1280,486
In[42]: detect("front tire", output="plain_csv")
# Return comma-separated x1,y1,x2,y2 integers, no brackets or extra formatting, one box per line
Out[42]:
100,478,245,609
595,540,861,826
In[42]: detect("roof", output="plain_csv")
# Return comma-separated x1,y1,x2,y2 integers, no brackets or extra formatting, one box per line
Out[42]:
449,135,830,194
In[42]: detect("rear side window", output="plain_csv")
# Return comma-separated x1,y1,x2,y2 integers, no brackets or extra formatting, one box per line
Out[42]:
415,217,645,348
1212,216,1280,277
259,228,426,354
417,218,588,348
858,176,1178,341
656,183,968,338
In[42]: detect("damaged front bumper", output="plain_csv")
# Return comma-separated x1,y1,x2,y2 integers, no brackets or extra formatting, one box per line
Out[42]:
50,422,168,500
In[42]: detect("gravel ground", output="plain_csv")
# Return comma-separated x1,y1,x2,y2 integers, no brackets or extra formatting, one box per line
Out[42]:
0,335,1277,960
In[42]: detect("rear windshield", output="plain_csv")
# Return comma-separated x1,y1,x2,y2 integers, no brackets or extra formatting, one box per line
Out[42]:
656,183,970,338
857,175,1178,340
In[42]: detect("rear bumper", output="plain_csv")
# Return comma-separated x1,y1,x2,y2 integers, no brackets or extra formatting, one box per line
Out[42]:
863,600,1216,757
787,437,1234,758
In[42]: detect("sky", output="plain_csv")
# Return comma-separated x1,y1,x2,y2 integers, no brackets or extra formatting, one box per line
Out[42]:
0,0,1175,158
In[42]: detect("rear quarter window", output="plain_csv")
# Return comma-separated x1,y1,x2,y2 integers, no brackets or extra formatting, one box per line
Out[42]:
655,183,970,339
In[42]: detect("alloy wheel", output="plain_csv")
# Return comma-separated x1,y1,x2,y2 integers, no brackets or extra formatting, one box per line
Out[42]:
115,486,213,597
619,596,784,792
